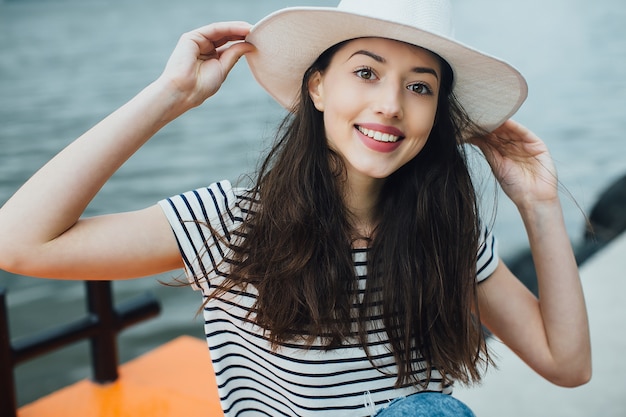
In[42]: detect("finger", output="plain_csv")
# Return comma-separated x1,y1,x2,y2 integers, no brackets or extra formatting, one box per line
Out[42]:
215,39,255,56
215,41,256,78
189,21,252,52
470,119,525,151
194,20,253,37
494,120,540,145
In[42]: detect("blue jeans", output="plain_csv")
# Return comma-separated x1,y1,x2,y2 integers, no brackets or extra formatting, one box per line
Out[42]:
373,392,475,417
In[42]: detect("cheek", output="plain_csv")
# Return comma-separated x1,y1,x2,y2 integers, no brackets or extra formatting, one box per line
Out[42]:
322,111,343,148
409,102,438,134
322,97,356,138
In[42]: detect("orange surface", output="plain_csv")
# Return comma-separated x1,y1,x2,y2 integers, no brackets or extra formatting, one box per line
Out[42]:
18,336,224,417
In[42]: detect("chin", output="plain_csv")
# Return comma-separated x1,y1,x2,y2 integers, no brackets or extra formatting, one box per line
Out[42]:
360,170,395,180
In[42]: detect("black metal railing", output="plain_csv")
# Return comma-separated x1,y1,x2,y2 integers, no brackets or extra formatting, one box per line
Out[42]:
0,281,160,417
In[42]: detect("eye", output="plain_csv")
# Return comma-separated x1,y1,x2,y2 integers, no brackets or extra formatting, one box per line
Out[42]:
354,67,377,81
408,82,434,95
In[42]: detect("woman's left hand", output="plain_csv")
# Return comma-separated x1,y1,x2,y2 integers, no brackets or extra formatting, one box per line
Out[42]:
469,119,558,208
473,120,592,387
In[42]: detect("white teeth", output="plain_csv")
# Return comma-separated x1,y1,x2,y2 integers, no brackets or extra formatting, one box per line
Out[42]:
358,126,400,143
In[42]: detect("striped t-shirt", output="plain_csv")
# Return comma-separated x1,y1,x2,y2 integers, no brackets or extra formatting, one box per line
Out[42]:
158,180,498,417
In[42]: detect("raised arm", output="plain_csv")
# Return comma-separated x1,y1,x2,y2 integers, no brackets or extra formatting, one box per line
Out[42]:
0,22,254,280
471,120,592,387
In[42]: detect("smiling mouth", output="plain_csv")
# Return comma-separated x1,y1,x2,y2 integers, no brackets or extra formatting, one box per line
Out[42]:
357,126,403,143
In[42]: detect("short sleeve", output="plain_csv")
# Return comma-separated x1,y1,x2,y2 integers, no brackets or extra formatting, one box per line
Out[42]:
158,180,244,294
476,224,499,282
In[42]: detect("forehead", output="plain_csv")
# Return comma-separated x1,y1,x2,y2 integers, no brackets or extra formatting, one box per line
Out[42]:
335,37,441,68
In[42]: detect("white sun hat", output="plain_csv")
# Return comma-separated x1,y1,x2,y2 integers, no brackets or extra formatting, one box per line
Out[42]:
245,0,528,132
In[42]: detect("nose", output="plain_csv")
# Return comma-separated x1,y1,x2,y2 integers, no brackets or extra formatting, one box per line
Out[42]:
373,82,403,119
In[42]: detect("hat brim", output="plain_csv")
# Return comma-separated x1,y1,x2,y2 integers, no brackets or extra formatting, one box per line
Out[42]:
245,7,527,132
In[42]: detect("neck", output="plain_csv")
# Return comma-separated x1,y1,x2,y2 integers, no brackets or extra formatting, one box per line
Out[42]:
341,173,384,240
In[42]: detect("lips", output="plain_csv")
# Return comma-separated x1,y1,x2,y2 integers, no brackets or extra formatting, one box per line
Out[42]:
355,124,405,153
357,126,400,143
356,124,405,143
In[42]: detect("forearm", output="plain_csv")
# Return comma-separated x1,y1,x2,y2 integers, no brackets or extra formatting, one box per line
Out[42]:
519,198,591,383
0,23,252,278
0,79,188,253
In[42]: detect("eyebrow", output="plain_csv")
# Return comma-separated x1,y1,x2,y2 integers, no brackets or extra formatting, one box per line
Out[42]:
349,49,439,80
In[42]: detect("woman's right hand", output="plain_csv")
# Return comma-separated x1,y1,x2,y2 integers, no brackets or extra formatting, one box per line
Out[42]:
158,22,255,110
0,23,255,280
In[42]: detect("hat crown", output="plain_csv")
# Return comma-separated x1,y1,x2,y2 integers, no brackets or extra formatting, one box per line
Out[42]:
337,0,454,38
247,0,527,131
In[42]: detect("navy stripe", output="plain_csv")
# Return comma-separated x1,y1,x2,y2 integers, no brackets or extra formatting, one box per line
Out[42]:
216,361,400,397
208,331,399,369
162,197,205,289
476,233,496,278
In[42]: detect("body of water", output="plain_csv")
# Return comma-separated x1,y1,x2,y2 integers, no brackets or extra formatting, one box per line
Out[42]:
1,0,625,406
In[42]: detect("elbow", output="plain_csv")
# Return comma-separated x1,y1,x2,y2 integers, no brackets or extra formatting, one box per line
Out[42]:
0,251,22,275
556,371,592,388
0,243,15,272
0,242,33,276
547,360,592,388
564,365,592,388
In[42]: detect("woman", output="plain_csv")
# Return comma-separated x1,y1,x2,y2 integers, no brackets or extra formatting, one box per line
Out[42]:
0,0,590,416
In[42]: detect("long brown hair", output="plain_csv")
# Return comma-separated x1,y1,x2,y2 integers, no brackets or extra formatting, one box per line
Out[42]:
215,40,490,388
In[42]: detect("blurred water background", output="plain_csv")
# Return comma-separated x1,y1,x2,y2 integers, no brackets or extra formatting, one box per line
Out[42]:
0,0,624,407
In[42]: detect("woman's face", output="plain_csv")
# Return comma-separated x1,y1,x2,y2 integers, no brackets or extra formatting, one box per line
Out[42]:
308,37,441,182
